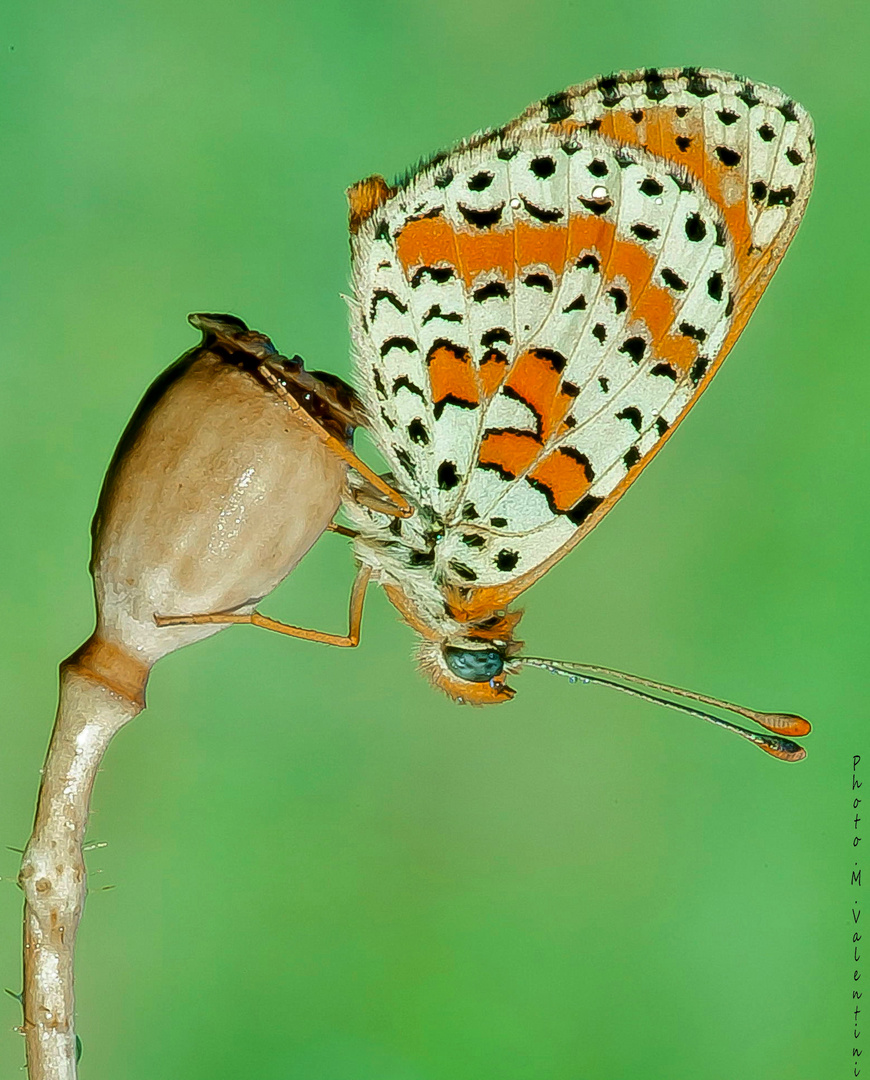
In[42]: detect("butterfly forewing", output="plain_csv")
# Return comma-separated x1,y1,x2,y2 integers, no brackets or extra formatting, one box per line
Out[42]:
349,67,814,598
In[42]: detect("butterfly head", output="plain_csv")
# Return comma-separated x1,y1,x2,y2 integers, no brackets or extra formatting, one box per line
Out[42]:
416,634,521,705
379,580,524,704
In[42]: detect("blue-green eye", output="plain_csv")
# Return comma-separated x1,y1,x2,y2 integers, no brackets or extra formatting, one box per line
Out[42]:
443,646,504,683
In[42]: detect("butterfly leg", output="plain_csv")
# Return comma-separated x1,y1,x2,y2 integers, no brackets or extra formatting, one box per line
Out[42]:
155,566,372,647
257,363,413,519
327,522,359,539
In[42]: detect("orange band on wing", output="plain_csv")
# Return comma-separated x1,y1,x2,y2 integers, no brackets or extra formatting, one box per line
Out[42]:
527,448,593,512
502,349,577,440
478,430,541,479
397,215,701,378
597,110,754,280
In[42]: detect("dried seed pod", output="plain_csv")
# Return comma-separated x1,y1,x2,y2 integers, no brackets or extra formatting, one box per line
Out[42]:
72,313,357,702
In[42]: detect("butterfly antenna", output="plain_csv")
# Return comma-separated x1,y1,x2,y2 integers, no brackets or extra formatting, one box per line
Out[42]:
520,657,810,762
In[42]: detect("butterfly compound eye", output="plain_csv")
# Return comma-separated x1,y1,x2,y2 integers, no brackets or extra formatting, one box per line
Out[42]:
442,646,504,683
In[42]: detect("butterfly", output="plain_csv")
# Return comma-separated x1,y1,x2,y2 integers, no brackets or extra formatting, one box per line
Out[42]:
159,68,814,759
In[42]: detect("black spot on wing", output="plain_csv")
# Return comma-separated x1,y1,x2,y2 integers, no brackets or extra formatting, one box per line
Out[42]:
563,293,587,313
410,266,454,288
530,156,556,178
681,68,714,97
737,83,761,109
715,146,741,167
520,196,563,223
434,395,479,420
619,337,646,363
716,109,739,125
623,446,642,469
767,185,796,207
543,91,572,123
434,168,454,188
370,290,408,322
490,516,507,528
392,376,425,399
690,356,710,385
651,363,676,380
533,348,568,373
661,267,687,291
655,416,669,437
577,254,600,273
707,272,724,301
461,533,485,548
437,461,460,490
566,494,604,527
685,213,707,242
592,323,607,343
587,158,609,177
381,337,418,357
616,406,642,432
778,100,798,122
524,273,553,292
751,180,768,203
497,146,519,160
468,171,494,191
458,203,504,228
643,69,669,101
422,304,462,325
407,419,429,445
679,322,707,342
473,281,510,302
639,177,663,197
631,223,660,241
675,136,692,152
579,197,613,216
597,75,624,108
757,123,776,142
608,287,628,314
481,328,512,347
495,549,519,572
786,147,805,165
373,369,387,399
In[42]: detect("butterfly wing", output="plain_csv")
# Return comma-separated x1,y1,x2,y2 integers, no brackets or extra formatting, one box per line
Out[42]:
348,68,814,607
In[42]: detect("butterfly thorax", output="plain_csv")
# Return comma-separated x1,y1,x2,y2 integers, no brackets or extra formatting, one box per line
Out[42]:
346,493,522,703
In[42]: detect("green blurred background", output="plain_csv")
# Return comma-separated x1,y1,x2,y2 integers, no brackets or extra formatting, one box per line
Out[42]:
1,1,865,1076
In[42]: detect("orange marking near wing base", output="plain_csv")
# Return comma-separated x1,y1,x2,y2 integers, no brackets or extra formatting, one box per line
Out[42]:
427,343,479,411
347,175,396,235
528,449,592,512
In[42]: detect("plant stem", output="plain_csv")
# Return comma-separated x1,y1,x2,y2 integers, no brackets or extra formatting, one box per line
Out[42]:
19,639,148,1079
